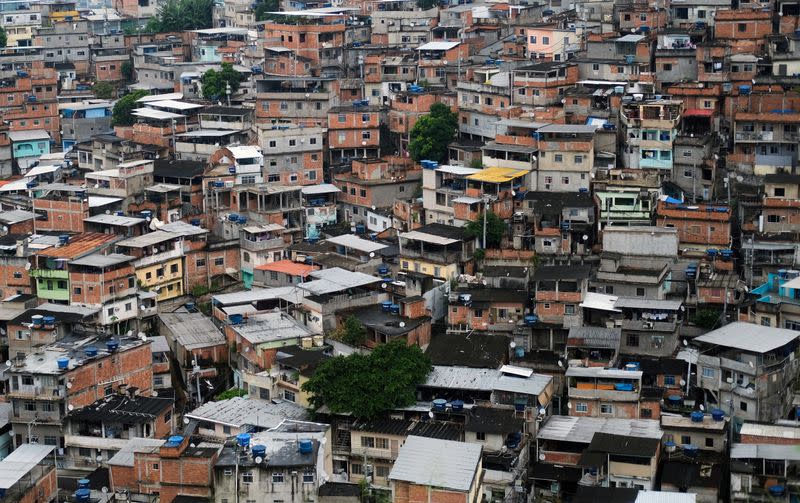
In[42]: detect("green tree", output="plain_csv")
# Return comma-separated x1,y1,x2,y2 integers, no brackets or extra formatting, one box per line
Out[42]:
301,339,431,418
691,309,721,329
112,89,149,126
254,0,280,21
201,62,243,101
416,0,438,8
332,315,367,346
121,60,134,82
93,81,115,99
0,28,7,48
408,102,458,164
214,388,248,401
464,210,505,248
148,0,213,32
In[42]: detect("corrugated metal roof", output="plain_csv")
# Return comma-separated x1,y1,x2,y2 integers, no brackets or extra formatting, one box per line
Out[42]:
325,234,387,253
467,167,529,183
731,443,800,461
300,268,381,295
389,436,481,491
37,233,118,259
107,438,165,467
187,396,308,429
694,322,799,353
0,443,54,489
83,214,146,227
417,41,460,51
424,365,551,396
301,183,341,195
613,298,683,310
212,286,305,306
69,253,135,268
635,491,695,503
567,327,621,349
565,367,642,379
231,311,315,344
159,312,226,350
537,416,662,444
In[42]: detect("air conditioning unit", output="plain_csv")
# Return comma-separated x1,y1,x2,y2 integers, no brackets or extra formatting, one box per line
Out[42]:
642,321,654,329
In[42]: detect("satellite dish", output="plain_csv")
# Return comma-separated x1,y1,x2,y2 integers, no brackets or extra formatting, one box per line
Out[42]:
582,234,589,242
96,455,103,462
428,411,434,418
66,382,73,389
369,252,375,258
371,205,376,211
682,339,688,346
24,263,30,270
68,404,74,411
699,404,705,411
3,360,9,367
679,379,686,386
381,283,387,289
105,209,111,215
567,401,572,409
101,487,108,494
748,361,754,368
399,322,406,328
140,334,148,342
255,456,263,463
190,443,196,448
557,360,564,368
152,391,158,397
510,341,516,349
183,417,190,424
539,453,546,461
126,330,133,337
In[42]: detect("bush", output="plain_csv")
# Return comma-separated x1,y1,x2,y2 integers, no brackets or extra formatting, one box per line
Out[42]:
112,90,149,126
215,388,247,401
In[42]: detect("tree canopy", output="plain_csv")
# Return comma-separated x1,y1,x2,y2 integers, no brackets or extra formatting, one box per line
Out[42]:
254,0,281,21
215,388,248,401
93,81,115,99
331,315,367,347
408,102,458,164
201,62,243,101
0,28,7,49
465,210,506,248
301,339,431,419
145,0,213,32
112,90,149,126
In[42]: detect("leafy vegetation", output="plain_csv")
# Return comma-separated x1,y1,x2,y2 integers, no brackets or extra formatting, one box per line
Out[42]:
215,388,248,401
254,0,281,21
408,102,458,164
465,210,506,248
111,90,149,126
145,0,213,33
0,28,7,48
93,81,115,99
331,315,367,347
201,62,243,101
416,0,438,8
302,339,431,418
691,308,722,329
121,60,134,82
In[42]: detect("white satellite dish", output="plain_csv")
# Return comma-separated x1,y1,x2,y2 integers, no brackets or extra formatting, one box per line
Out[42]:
557,360,564,368
126,330,133,337
255,456,263,463
381,283,387,289
96,455,103,462
152,391,158,396
428,411,434,418
539,408,546,415
190,443,196,448
699,404,705,411
3,360,10,367
679,379,686,386
183,417,190,424
510,341,517,349
567,402,572,409
682,339,688,346
369,252,375,258
539,453,546,461
24,263,30,270
66,382,73,389
101,487,108,494
399,322,405,328
68,404,74,411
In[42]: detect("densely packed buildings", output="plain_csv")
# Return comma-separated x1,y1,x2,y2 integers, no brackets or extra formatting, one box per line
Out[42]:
0,0,799,502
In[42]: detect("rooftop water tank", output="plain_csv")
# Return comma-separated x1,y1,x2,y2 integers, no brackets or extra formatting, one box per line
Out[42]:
515,346,525,358
298,439,313,454
664,441,676,453
168,435,184,446
690,411,704,423
389,304,400,315
381,301,393,312
31,315,43,328
451,399,464,411
106,340,119,352
229,314,244,324
58,235,70,245
252,444,266,459
432,398,447,411
77,479,90,489
769,485,786,496
683,444,699,457
237,433,251,448
74,488,91,503
524,315,538,326
85,346,98,358
43,316,56,328
57,357,69,370
711,409,725,421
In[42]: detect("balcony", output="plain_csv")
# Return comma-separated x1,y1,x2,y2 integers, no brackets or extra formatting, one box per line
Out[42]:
30,268,68,279
133,247,182,268
350,445,399,460
8,385,65,399
240,236,284,252
568,386,639,401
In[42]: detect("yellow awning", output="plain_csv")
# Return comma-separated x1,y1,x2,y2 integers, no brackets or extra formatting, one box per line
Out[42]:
466,167,529,183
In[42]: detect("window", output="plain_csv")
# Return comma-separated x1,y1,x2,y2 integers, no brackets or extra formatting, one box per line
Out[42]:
24,402,36,411
664,375,675,385
284,390,295,402
761,317,771,327
592,63,600,71
375,438,388,449
640,13,647,21
359,189,366,198
636,287,645,297
242,472,253,483
376,466,390,478
740,401,747,412
351,463,363,475
767,214,781,223
154,376,164,386
554,154,563,162
529,36,537,43
44,436,57,445
152,463,159,470
196,258,206,268
74,287,81,294
640,408,652,418
542,36,550,44
680,435,691,445
702,367,715,378
564,305,575,315
627,334,639,347
273,472,284,483
663,63,672,71
214,257,224,266
575,403,588,413
738,23,747,32
303,471,314,483
705,437,714,448
574,155,583,164
600,403,613,414
476,432,486,441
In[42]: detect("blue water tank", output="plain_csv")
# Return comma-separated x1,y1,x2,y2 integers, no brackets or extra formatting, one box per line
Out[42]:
85,346,98,358
229,314,244,324
667,395,682,404
739,85,751,95
451,399,464,411
59,234,70,245
237,433,251,448
769,485,786,496
168,435,184,446
190,219,201,226
57,357,69,370
389,304,400,315
74,488,91,502
625,362,640,371
77,479,90,489
252,444,266,459
683,444,699,457
298,439,313,454
711,409,725,421
432,398,447,411
140,210,152,219
185,302,196,311
614,383,634,391
43,316,56,327
377,265,389,275
515,347,525,358
106,340,119,352
355,224,366,234
31,315,43,328
524,315,538,326
116,211,125,216
707,249,718,257
381,301,393,312
690,411,704,423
